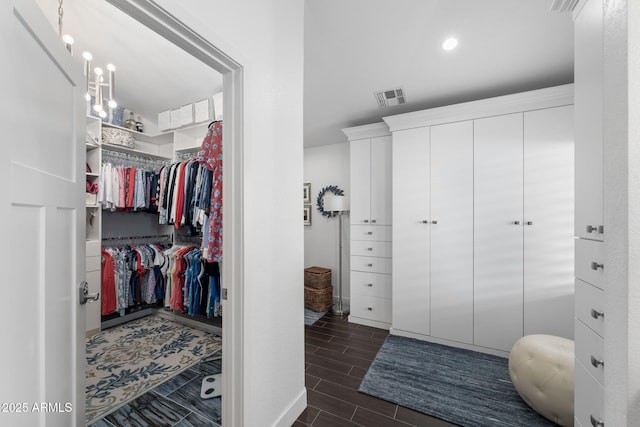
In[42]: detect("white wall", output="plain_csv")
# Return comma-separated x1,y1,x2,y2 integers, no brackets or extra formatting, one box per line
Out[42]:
304,142,351,305
153,1,305,426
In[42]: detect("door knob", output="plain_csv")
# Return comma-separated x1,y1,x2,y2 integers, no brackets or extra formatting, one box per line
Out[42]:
79,281,100,305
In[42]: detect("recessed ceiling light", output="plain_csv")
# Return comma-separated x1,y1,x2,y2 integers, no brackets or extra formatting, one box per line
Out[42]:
442,37,458,51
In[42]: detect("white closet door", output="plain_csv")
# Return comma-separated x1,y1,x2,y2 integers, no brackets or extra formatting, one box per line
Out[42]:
474,113,524,352
350,139,371,225
523,105,575,339
392,127,430,335
574,0,604,241
370,135,392,225
430,121,474,344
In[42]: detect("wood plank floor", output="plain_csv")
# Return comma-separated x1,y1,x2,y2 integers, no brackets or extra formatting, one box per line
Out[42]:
296,313,459,427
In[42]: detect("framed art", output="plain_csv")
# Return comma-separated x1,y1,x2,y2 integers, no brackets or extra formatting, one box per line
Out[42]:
303,206,312,226
303,182,311,204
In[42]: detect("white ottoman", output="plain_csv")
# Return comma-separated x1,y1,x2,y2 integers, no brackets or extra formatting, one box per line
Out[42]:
508,334,575,426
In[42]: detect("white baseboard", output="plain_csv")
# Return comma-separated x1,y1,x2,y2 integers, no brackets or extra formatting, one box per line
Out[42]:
389,328,510,358
271,387,307,427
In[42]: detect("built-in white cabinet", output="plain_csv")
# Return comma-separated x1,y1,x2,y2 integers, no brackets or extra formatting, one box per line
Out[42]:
386,85,574,355
349,133,392,226
343,123,392,329
573,0,605,425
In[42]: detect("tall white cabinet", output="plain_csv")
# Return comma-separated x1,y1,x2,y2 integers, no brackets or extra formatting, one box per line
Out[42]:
573,0,605,426
385,85,575,355
343,123,393,329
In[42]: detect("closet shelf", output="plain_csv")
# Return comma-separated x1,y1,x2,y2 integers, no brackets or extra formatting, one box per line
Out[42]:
102,142,172,161
102,122,173,145
87,172,100,178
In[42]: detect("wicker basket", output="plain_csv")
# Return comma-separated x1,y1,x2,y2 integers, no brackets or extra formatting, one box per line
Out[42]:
304,285,333,312
304,266,332,289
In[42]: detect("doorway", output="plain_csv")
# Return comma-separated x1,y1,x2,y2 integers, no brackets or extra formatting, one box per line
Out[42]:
36,0,244,424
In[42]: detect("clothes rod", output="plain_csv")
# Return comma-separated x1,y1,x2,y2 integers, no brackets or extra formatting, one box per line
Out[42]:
102,234,172,243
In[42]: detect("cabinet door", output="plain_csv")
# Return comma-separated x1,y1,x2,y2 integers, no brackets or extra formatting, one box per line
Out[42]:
392,127,430,335
574,0,604,240
523,106,575,339
370,135,392,225
474,113,524,352
350,139,371,225
430,121,474,344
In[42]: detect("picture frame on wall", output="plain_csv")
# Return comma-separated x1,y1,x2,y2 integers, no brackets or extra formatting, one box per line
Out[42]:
303,206,312,226
303,182,311,204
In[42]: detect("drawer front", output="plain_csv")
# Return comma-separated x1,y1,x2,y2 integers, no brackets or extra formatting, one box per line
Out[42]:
575,239,605,289
350,271,392,299
575,319,604,387
351,225,392,242
574,359,604,427
350,255,392,274
86,239,101,257
575,279,604,337
350,294,391,323
86,255,101,272
351,241,392,258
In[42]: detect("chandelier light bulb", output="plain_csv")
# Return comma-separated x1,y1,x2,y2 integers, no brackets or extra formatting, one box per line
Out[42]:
85,93,91,101
62,34,74,45
106,64,116,72
93,103,102,112
82,51,93,61
98,110,107,118
442,37,459,51
107,100,117,109
94,67,103,76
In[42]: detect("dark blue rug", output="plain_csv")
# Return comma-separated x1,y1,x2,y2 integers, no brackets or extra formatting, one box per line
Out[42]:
358,335,556,427
304,309,327,326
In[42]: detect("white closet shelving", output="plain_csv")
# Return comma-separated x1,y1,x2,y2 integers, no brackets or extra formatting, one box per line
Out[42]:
84,115,212,333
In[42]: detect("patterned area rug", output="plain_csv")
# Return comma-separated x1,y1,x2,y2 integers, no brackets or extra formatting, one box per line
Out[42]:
85,315,222,425
304,308,328,326
359,335,556,427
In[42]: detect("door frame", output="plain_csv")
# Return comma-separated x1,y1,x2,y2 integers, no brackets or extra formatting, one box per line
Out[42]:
105,1,245,424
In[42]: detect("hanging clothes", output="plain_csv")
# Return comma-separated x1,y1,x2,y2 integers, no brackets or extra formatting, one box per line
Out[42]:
197,121,223,262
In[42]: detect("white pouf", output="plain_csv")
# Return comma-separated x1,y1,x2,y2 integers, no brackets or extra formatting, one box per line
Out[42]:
508,334,575,426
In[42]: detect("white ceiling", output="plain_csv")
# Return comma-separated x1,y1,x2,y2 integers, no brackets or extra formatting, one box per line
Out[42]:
35,0,223,127
303,0,574,147
35,0,573,145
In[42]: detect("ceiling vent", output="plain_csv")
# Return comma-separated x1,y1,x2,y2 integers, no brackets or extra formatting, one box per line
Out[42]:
549,0,579,12
374,87,406,108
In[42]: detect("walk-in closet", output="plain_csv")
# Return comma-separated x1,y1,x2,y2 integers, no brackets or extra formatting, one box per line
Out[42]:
35,0,226,425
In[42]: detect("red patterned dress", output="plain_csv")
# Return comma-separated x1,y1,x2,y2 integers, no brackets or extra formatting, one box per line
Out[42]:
197,122,223,262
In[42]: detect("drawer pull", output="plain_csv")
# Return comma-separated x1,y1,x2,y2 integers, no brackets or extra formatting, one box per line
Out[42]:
586,225,605,234
421,220,429,224
590,355,605,368
367,307,373,311
366,283,373,287
431,220,438,224
367,232,373,235
526,221,533,226
513,221,521,225
372,219,377,223
366,263,373,267
591,262,604,270
590,414,604,427
367,247,373,251
364,219,369,223
590,308,604,319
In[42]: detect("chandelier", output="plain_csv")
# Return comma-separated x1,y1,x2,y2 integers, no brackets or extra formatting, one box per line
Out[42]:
57,0,116,119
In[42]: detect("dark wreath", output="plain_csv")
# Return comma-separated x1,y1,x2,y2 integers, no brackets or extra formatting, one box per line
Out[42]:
316,185,344,218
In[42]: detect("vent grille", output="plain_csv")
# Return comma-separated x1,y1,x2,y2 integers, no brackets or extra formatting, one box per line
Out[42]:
549,0,579,12
374,87,406,108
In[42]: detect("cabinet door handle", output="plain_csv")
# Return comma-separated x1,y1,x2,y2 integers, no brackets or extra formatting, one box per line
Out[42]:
366,263,373,267
586,225,598,233
590,355,605,368
366,283,373,287
590,415,604,427
366,247,373,251
526,221,533,226
421,220,429,224
371,219,377,223
591,308,604,319
367,232,373,235
364,219,369,223
367,307,373,311
431,220,438,224
513,221,521,225
591,262,604,270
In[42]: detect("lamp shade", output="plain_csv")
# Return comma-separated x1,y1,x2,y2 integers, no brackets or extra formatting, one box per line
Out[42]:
326,194,346,212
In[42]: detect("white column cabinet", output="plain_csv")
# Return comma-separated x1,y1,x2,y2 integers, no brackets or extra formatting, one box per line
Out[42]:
384,84,574,356
473,113,525,352
344,123,393,329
